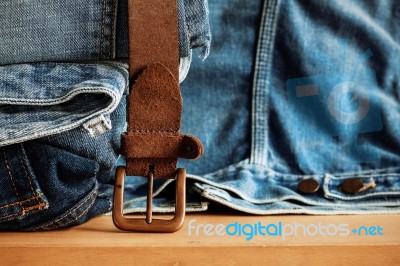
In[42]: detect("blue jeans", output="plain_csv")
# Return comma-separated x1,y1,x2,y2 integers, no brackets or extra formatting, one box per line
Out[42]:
0,0,210,230
123,0,400,215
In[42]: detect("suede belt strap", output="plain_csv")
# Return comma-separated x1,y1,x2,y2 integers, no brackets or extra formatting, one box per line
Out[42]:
122,0,203,179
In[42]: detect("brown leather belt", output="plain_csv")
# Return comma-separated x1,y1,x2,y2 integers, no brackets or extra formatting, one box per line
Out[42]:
112,0,203,232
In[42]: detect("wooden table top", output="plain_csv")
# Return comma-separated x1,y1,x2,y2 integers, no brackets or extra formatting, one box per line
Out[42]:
1,213,399,265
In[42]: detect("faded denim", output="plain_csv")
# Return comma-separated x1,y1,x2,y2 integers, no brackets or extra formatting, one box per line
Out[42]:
122,0,400,215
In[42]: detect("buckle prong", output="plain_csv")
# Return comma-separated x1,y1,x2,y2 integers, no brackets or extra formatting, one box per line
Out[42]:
146,166,154,224
112,166,186,233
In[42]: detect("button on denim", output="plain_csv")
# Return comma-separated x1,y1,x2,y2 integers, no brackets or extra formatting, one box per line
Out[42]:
0,0,211,230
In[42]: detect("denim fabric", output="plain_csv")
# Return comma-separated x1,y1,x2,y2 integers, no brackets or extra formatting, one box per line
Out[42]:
0,0,117,63
0,63,128,146
0,0,211,230
115,0,211,61
0,98,126,230
122,0,400,215
0,0,211,65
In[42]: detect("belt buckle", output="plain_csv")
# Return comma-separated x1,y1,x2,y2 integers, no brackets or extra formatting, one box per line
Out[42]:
112,166,186,233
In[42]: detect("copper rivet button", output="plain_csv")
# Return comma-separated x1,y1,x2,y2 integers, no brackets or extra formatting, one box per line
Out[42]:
298,179,320,194
340,178,364,194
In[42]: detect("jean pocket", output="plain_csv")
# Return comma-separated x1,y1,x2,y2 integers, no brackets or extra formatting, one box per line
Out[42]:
0,144,49,224
0,141,110,231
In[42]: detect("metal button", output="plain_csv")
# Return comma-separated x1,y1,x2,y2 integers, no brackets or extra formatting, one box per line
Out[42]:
298,179,320,193
340,178,364,194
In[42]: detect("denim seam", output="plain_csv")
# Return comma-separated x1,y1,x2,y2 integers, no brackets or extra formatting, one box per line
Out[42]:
250,0,279,166
0,148,47,220
17,145,40,206
38,192,96,231
2,149,23,212
185,161,400,202
193,182,400,206
194,189,400,215
122,168,400,214
0,201,48,221
197,184,400,208
0,87,118,105
100,0,106,59
269,166,400,178
111,0,118,59
31,184,97,231
99,0,114,59
248,162,400,178
0,194,45,212
187,171,400,206
184,9,191,51
324,174,400,200
0,87,120,146
121,202,209,214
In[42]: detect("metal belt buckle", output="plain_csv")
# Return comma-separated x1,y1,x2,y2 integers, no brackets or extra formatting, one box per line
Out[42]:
112,166,186,233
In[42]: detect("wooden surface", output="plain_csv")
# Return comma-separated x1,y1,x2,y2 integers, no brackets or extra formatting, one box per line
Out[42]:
1,213,399,266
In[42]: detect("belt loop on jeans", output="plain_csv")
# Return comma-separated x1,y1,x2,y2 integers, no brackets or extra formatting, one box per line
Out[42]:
112,0,204,233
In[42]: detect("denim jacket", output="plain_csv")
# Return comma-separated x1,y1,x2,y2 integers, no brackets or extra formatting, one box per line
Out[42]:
122,0,400,216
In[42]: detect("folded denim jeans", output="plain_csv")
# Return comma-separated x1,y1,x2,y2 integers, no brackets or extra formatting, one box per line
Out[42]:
0,0,210,230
